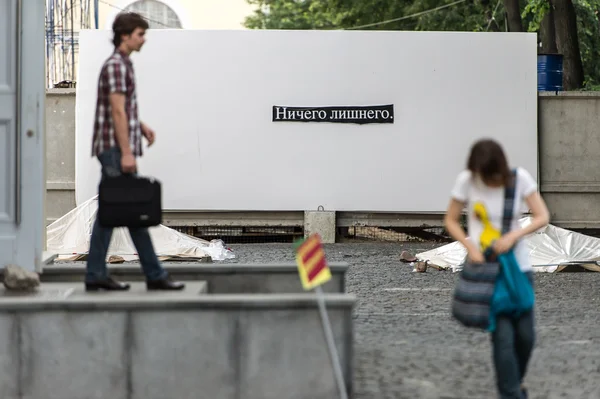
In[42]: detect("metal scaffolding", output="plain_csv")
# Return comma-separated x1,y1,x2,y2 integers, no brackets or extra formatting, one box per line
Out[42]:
45,0,99,88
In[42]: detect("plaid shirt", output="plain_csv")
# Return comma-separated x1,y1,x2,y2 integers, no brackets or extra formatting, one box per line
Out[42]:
91,50,143,157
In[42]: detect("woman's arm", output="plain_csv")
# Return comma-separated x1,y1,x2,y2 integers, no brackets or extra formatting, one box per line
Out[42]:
494,191,550,254
444,198,484,263
511,191,550,240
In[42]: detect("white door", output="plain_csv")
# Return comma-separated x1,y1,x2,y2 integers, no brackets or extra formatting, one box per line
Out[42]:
0,0,45,272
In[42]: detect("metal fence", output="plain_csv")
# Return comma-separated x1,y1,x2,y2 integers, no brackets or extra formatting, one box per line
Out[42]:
172,224,457,244
172,226,305,244
339,226,453,243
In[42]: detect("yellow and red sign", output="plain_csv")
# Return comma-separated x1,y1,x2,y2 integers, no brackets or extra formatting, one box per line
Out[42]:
295,233,331,290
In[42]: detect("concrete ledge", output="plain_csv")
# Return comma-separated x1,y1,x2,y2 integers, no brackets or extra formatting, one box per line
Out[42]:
538,91,600,98
46,88,76,95
0,292,355,399
41,252,58,265
0,292,355,311
39,262,350,293
0,282,208,302
46,181,75,190
44,261,350,273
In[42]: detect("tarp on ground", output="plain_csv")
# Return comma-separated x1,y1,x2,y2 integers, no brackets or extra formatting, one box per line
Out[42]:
416,217,600,272
46,196,235,262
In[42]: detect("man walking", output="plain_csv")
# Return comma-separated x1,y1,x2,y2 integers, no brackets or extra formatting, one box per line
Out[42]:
85,12,184,291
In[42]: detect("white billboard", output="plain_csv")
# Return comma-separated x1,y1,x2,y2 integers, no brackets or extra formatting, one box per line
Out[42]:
76,29,538,212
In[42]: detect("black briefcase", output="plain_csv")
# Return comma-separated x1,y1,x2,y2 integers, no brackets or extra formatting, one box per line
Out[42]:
98,175,162,228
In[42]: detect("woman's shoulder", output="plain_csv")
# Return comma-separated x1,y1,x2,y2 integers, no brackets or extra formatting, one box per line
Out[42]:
513,166,537,195
514,166,534,179
450,170,473,201
455,169,473,182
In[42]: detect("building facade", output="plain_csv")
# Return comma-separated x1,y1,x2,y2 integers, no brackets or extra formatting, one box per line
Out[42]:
46,0,254,87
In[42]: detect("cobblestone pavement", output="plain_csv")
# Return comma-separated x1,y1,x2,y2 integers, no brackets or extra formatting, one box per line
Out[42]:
226,242,600,399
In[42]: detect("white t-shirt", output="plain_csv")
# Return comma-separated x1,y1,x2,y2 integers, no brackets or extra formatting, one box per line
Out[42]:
450,167,537,272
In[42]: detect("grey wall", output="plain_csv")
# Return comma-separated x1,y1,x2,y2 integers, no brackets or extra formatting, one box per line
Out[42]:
46,90,600,229
539,92,600,228
0,294,355,399
46,89,76,225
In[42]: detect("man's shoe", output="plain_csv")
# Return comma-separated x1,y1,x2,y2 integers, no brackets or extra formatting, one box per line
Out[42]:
85,277,131,291
146,277,185,291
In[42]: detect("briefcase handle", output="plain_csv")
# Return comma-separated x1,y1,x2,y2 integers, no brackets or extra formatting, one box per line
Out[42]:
115,173,159,184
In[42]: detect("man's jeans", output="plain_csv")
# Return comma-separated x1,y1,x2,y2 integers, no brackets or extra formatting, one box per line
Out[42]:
491,272,535,399
85,148,168,282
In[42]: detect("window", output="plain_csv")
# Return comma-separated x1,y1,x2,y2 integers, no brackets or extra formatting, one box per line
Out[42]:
124,0,182,29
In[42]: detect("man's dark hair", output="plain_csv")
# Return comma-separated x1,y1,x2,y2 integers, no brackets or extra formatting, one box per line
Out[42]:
112,12,149,47
467,138,512,187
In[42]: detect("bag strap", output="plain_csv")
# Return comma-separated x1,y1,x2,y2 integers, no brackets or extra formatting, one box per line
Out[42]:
501,169,517,234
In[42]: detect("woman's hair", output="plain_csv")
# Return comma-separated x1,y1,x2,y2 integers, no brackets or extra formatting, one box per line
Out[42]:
467,139,512,186
112,12,149,47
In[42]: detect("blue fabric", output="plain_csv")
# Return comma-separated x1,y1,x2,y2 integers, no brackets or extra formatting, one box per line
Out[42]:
492,309,535,399
488,249,535,332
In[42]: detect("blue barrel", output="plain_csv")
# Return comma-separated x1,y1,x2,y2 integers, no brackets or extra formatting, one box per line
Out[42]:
538,54,563,91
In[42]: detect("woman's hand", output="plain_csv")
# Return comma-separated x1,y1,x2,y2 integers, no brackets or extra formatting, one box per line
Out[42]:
467,247,485,263
444,198,485,263
493,232,518,254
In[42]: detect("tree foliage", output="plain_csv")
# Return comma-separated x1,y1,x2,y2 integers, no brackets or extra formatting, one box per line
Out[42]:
522,0,600,87
405,0,498,32
244,0,343,29
571,0,600,86
243,0,600,87
244,0,501,32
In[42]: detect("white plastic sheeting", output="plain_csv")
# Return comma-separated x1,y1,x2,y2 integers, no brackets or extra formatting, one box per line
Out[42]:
46,196,235,262
416,217,600,272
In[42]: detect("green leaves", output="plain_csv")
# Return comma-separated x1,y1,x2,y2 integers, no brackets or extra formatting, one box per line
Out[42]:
522,0,550,32
407,0,493,32
243,0,600,87
243,0,492,31
573,0,600,86
244,0,343,29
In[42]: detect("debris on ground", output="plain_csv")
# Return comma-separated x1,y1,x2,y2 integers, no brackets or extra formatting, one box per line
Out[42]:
413,260,429,273
3,264,40,291
400,250,418,263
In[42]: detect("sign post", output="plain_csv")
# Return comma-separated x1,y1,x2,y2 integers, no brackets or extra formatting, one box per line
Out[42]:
294,233,348,399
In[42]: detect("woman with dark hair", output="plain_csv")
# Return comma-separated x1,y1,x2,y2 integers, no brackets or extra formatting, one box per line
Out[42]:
444,139,550,398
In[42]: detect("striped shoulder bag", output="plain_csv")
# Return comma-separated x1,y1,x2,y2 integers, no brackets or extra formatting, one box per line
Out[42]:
451,170,516,330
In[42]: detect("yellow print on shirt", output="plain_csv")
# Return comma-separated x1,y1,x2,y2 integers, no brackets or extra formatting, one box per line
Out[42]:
473,202,501,252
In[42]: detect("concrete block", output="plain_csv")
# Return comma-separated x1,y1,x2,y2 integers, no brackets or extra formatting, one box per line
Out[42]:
238,308,350,399
20,311,128,399
0,281,207,299
207,273,342,294
38,263,349,294
0,292,354,399
0,283,77,299
0,314,18,399
130,311,237,399
78,281,208,298
304,211,336,243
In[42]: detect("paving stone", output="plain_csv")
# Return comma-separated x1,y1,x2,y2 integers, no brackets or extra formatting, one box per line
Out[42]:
226,242,600,399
